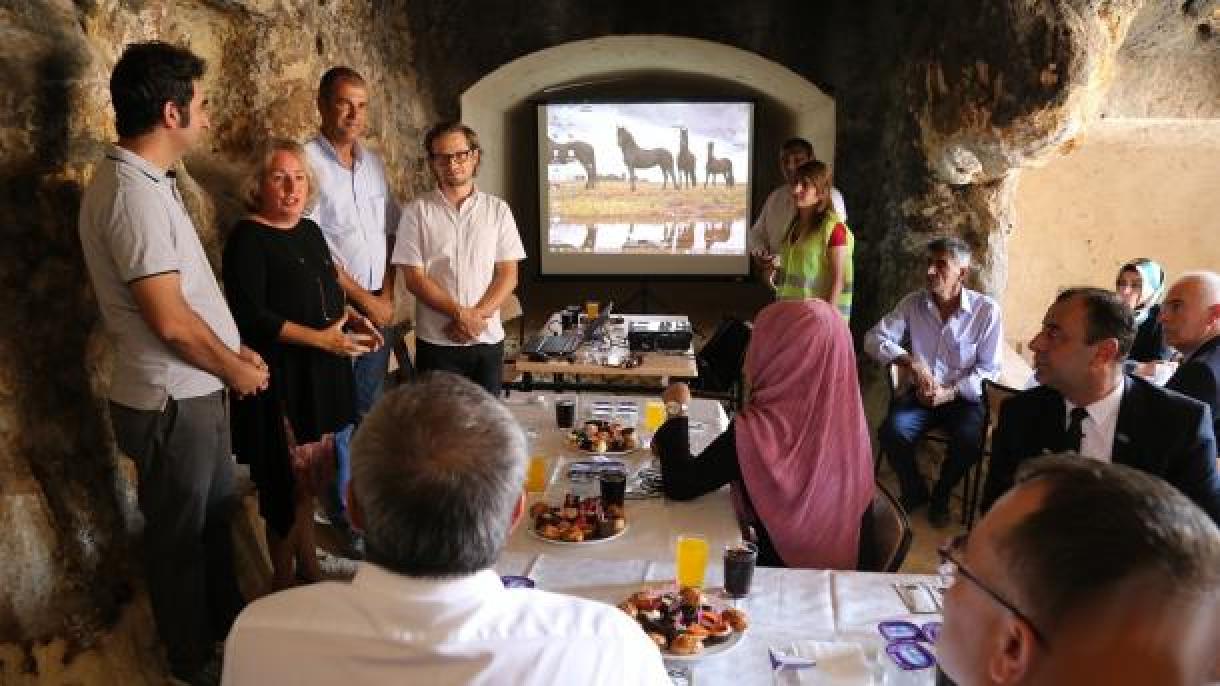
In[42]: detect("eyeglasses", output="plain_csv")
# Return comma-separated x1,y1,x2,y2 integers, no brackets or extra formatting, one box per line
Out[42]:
938,534,1049,648
429,149,474,165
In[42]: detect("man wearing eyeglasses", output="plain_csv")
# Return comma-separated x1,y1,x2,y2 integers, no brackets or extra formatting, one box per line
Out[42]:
980,287,1220,523
939,455,1220,686
392,121,526,396
305,66,402,556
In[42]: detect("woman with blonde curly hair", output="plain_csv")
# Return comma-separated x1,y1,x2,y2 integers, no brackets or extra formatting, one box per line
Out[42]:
223,138,382,589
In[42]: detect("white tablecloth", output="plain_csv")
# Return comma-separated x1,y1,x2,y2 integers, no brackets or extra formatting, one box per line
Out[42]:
504,393,742,561
501,394,942,684
494,552,942,685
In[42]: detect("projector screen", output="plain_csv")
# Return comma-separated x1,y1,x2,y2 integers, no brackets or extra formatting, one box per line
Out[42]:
537,101,754,277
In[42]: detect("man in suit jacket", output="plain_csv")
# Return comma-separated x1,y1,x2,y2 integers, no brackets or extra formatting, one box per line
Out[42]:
1162,271,1220,438
982,287,1220,523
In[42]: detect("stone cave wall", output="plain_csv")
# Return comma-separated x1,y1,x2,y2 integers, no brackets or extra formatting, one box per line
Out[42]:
0,0,1150,682
0,0,434,681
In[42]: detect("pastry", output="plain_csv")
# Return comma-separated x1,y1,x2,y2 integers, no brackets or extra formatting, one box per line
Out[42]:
722,608,749,631
669,633,704,656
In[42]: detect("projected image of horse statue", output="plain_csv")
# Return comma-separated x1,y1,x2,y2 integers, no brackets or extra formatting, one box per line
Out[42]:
616,126,677,191
547,136,598,189
676,128,696,189
705,141,734,188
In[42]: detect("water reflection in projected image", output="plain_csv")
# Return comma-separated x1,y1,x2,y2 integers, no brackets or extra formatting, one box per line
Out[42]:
549,220,745,255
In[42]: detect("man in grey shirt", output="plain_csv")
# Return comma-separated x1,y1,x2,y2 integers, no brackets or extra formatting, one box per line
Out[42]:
79,42,268,686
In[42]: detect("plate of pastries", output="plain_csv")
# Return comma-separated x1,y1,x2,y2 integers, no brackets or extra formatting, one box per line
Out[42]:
617,586,749,660
566,419,639,455
528,495,628,544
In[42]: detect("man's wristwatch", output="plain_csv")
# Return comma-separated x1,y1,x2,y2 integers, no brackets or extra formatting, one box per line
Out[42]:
665,401,688,419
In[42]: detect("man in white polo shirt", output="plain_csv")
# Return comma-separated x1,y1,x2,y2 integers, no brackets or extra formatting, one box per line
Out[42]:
304,66,401,547
79,41,269,686
393,121,526,395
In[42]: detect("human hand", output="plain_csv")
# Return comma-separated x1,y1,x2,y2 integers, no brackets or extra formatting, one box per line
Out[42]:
227,354,270,397
317,311,374,357
237,345,268,375
363,290,395,329
661,382,691,406
443,320,473,344
451,306,489,341
928,384,957,407
345,306,385,352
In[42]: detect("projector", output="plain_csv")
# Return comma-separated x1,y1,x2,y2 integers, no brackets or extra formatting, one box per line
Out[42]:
628,320,694,352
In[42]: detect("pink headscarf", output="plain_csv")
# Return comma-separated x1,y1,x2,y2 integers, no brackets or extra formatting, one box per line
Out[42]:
735,299,875,569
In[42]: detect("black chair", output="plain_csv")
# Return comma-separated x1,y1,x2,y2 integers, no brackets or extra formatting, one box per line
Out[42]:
857,482,913,573
692,316,751,409
962,379,1019,528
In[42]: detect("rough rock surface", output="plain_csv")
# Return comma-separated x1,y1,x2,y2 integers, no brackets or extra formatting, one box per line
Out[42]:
0,0,1188,683
0,0,433,682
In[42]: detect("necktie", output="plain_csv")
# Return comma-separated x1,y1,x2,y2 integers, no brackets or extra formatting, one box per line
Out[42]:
1065,407,1089,453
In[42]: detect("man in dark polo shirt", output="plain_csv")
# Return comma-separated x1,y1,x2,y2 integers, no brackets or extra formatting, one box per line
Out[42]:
79,41,269,686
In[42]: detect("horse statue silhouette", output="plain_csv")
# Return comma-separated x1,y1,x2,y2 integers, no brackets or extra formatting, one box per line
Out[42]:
616,126,677,191
676,128,697,189
705,141,734,188
547,136,598,189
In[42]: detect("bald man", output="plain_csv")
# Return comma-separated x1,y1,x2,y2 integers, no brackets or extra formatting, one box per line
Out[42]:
1163,271,1220,438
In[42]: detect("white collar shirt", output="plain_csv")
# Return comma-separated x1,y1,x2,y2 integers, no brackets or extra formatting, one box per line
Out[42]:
392,188,526,346
747,184,848,255
304,135,399,291
221,564,670,686
1064,378,1125,461
863,288,1004,402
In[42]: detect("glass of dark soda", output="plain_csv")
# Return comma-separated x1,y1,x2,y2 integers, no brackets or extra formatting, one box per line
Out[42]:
723,541,758,598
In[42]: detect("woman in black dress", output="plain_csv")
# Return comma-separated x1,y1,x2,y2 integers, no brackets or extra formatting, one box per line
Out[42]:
223,139,382,589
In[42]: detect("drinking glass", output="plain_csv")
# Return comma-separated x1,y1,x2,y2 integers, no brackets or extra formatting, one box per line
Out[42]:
675,534,710,588
525,455,549,493
643,399,667,433
585,300,600,318
722,541,758,598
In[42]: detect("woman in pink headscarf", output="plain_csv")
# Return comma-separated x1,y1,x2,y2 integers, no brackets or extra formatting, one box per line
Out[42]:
653,299,874,569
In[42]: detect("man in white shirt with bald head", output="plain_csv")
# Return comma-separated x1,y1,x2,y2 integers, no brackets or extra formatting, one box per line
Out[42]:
392,121,525,396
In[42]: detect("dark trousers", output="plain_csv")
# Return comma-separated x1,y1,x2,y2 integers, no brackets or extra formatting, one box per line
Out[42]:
878,393,986,507
109,391,244,674
415,339,505,397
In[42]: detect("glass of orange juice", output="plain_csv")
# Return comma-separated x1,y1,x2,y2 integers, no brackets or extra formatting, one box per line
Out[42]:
585,300,600,319
643,399,667,433
525,455,549,493
675,534,709,588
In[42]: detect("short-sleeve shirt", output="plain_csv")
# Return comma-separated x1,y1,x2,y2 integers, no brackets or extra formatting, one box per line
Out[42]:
391,189,526,346
304,136,400,292
79,145,240,410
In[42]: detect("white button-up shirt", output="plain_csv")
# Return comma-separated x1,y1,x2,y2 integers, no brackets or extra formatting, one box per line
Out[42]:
304,135,399,291
1065,378,1125,462
221,565,670,686
392,188,526,346
747,184,848,255
864,288,1003,402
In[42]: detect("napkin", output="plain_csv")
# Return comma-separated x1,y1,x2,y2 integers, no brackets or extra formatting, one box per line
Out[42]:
772,641,873,685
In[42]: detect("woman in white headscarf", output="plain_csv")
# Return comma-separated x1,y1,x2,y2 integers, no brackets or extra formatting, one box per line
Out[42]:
1115,258,1175,379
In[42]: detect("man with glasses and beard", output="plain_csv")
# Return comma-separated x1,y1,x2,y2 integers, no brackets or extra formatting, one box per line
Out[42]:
938,455,1220,686
391,122,525,395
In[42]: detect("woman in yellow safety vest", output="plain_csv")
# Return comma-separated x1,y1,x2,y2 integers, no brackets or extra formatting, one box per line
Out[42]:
771,159,853,321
